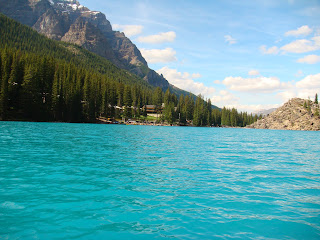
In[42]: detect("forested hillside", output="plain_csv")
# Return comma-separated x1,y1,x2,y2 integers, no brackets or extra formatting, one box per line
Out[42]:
0,14,260,126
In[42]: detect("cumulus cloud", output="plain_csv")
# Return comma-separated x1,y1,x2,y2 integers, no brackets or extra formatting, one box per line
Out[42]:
222,76,289,93
277,73,320,101
285,25,313,37
112,24,143,37
296,73,320,89
297,55,320,64
138,31,176,44
248,70,260,76
140,48,177,63
157,67,216,97
211,90,238,105
226,103,281,113
281,36,320,53
224,35,237,44
260,45,279,55
277,90,297,102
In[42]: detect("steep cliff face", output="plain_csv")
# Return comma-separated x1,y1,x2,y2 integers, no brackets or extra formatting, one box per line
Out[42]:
33,7,70,40
0,0,169,89
61,17,124,68
248,98,320,131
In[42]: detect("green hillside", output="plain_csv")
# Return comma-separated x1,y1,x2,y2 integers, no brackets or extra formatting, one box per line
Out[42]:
0,14,156,122
0,14,259,126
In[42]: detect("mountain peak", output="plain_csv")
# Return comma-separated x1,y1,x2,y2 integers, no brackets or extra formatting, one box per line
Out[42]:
48,0,90,12
0,0,170,89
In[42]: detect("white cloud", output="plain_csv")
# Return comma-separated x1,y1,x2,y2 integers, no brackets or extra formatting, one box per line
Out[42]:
222,76,289,93
285,25,313,37
277,73,320,101
211,90,238,105
224,35,237,44
138,31,176,44
140,48,177,63
277,90,297,102
157,66,215,97
296,73,320,89
225,103,281,114
260,45,279,55
192,73,202,78
112,24,143,37
297,55,320,64
261,36,320,55
214,80,221,84
281,36,320,53
248,70,260,76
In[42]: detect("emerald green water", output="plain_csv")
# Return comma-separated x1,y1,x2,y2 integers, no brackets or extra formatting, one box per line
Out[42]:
0,122,319,239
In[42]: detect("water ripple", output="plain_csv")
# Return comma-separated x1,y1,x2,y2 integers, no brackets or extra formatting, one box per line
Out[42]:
0,122,320,239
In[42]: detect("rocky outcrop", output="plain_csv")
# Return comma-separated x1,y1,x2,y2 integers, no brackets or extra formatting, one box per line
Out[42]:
0,0,169,89
248,98,320,131
33,7,70,40
61,17,124,68
143,70,169,89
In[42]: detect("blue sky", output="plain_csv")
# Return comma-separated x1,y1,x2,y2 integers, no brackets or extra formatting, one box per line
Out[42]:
80,0,320,112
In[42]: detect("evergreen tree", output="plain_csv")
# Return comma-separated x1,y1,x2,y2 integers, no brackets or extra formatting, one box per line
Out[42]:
307,100,311,113
153,87,163,106
164,88,171,106
123,85,132,107
315,93,318,104
177,94,186,124
193,95,204,126
163,102,175,124
0,50,11,120
123,85,132,119
184,94,194,121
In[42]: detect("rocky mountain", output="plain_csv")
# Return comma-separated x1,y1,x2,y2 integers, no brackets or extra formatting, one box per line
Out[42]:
253,108,277,117
248,98,320,131
0,0,169,89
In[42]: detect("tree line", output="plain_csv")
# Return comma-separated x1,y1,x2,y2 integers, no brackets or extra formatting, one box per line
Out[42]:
0,48,261,126
160,88,260,126
0,14,261,126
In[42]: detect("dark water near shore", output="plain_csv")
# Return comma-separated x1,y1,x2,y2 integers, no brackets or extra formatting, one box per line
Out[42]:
0,122,319,239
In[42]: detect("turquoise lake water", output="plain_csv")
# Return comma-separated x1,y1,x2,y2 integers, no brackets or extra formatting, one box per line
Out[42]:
0,122,319,239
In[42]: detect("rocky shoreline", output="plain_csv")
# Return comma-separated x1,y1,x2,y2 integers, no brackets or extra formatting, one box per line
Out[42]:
248,98,320,131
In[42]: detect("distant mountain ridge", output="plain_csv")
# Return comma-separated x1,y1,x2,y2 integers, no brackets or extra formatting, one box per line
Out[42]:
248,98,320,131
0,0,170,89
253,108,277,117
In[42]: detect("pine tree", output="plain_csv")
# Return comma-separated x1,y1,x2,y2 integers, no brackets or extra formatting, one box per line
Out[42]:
193,95,204,126
177,94,186,124
164,88,171,106
123,85,132,119
0,50,11,120
163,102,175,124
303,101,307,108
307,100,311,113
153,87,163,106
184,94,194,121
123,85,132,107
